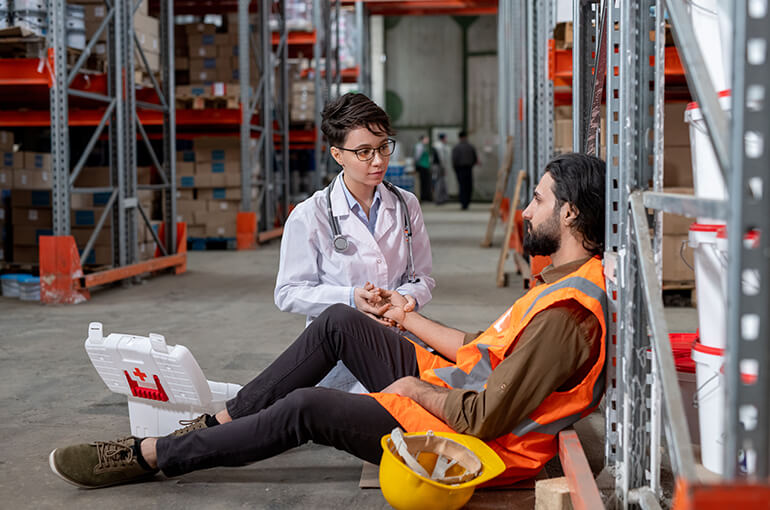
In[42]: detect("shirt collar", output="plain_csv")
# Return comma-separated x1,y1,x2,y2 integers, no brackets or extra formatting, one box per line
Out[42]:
339,173,381,212
535,256,594,284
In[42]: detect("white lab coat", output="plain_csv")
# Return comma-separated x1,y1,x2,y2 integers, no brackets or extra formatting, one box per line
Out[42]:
275,173,435,325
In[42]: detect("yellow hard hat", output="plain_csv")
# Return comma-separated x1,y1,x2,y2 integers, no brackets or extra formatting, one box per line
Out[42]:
379,429,506,510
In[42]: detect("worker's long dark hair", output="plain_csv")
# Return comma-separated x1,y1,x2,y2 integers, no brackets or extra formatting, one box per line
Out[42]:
321,93,395,148
545,153,606,256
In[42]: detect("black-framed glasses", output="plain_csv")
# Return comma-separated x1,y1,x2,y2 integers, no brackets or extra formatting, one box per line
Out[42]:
334,139,396,162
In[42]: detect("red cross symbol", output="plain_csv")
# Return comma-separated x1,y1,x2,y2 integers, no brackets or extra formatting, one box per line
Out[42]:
132,367,148,382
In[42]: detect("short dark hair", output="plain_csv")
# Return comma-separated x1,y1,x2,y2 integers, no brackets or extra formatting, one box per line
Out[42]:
458,131,467,138
545,153,606,256
320,93,395,147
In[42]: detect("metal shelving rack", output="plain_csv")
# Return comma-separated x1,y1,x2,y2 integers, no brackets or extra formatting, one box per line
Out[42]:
238,0,290,233
562,0,770,507
48,0,177,274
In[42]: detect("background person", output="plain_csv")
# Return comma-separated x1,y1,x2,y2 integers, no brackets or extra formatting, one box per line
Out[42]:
451,131,478,210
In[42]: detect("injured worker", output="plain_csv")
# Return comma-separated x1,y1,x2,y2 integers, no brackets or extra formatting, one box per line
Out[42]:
49,152,608,489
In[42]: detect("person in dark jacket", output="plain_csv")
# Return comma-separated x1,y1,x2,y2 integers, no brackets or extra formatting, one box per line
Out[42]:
451,131,478,210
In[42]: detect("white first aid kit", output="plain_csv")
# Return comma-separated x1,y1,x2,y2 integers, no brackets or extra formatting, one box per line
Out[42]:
85,322,242,437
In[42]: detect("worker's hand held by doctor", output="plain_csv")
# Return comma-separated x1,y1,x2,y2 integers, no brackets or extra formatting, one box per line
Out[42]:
354,282,394,326
376,289,417,329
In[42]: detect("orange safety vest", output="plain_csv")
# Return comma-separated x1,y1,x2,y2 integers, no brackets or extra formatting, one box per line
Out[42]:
370,256,607,486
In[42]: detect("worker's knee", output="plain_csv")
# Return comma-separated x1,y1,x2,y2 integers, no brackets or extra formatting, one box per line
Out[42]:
281,387,333,421
317,303,360,328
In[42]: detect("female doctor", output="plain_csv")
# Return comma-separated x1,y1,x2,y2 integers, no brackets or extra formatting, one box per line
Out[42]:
274,93,435,389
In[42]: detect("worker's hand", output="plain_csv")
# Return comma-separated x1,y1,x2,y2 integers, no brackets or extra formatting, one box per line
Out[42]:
377,289,415,327
381,376,418,397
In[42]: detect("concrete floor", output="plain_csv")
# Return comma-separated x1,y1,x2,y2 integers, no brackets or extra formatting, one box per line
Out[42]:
0,202,697,509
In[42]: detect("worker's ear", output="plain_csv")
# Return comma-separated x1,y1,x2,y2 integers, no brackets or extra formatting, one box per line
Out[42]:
563,203,579,226
330,147,344,167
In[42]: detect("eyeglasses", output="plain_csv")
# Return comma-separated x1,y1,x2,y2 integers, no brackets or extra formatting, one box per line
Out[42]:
334,139,396,162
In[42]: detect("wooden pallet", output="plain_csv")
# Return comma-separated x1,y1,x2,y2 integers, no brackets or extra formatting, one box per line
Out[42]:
0,34,45,58
662,280,696,307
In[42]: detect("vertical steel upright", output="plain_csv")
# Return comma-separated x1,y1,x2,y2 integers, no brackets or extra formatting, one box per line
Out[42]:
159,0,176,253
725,0,770,480
526,0,553,196
238,0,252,213
603,0,621,473
261,0,274,229
312,0,326,190
49,0,70,236
278,0,289,218
572,0,596,153
355,0,370,97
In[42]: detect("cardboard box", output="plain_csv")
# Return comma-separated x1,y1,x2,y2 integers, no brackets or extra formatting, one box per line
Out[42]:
79,245,112,265
189,57,218,75
219,44,237,58
189,70,215,83
13,225,53,245
187,224,205,237
197,187,241,200
139,51,160,73
12,207,53,226
73,166,110,187
134,13,160,53
177,151,196,164
11,245,39,263
205,222,237,238
0,168,13,188
177,174,199,188
70,191,113,209
554,119,573,151
184,23,217,36
136,166,152,185
194,209,237,225
24,151,52,171
72,225,112,246
176,198,207,221
71,207,112,227
0,130,13,151
175,56,189,71
554,22,573,49
177,189,194,200
193,171,240,188
138,241,156,261
665,102,691,146
187,33,217,48
14,169,51,190
11,189,51,207
663,233,695,282
3,151,24,169
663,145,693,187
206,199,239,212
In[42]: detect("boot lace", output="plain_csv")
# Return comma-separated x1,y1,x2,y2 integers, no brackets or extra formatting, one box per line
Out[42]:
171,415,208,437
92,437,136,473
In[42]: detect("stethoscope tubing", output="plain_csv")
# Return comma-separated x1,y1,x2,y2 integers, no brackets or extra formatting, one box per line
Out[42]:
326,173,419,284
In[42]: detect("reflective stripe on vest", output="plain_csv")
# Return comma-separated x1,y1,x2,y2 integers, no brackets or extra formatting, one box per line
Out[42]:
433,275,608,395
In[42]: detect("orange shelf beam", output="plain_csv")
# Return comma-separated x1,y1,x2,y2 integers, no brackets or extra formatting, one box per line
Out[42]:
272,31,316,47
350,0,497,16
299,66,359,83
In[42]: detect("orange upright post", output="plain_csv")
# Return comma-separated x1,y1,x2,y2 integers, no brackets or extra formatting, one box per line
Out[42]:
39,235,90,304
236,211,258,250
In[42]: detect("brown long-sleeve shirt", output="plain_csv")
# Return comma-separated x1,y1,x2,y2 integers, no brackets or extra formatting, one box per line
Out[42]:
442,257,602,440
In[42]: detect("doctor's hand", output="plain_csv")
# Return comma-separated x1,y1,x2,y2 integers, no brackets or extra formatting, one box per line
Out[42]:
354,283,389,316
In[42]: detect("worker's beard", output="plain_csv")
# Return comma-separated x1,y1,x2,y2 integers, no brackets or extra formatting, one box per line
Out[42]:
523,211,561,257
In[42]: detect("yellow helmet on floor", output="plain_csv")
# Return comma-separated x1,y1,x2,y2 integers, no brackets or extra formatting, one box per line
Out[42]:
379,429,505,510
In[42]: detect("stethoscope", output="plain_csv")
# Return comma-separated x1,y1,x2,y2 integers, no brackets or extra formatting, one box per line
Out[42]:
326,173,420,284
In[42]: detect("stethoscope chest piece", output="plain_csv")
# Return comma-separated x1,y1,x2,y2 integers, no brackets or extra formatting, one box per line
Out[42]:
333,234,349,252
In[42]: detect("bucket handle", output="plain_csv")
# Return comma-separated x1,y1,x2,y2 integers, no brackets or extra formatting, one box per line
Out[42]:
692,371,720,408
680,240,694,271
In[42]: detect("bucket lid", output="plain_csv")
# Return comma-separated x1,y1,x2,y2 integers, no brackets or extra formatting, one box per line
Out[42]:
690,223,724,232
17,275,39,283
693,341,724,356
686,89,732,111
689,223,723,246
714,226,759,246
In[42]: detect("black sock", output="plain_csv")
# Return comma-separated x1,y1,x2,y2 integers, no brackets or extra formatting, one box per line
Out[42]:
204,414,220,427
133,438,154,471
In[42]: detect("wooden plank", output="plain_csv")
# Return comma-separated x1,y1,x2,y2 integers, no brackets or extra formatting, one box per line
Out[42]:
558,430,604,510
496,170,526,287
257,227,284,244
481,136,515,248
79,253,186,289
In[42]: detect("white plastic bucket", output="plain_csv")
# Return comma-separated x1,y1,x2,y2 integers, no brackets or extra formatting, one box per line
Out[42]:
692,341,725,474
66,5,85,51
684,91,731,223
690,0,730,93
1,273,24,298
689,224,726,349
692,341,760,475
715,227,761,299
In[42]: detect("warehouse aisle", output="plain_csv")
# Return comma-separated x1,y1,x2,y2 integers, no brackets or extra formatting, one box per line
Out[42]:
0,202,694,508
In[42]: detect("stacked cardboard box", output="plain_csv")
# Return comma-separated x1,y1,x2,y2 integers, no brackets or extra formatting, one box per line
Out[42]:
662,102,693,188
291,80,315,123
174,137,256,238
662,187,696,285
10,190,53,263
